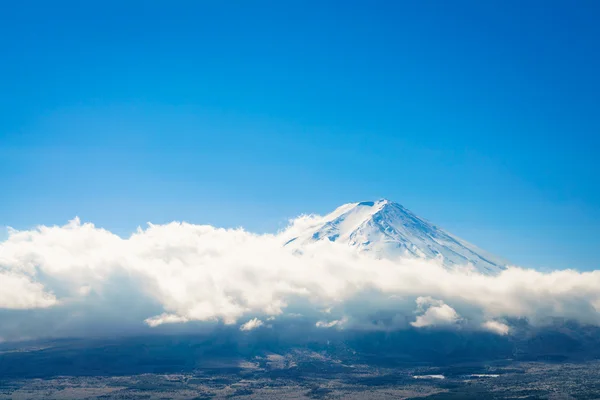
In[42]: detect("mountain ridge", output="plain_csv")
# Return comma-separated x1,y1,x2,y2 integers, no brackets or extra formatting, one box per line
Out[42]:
285,199,507,275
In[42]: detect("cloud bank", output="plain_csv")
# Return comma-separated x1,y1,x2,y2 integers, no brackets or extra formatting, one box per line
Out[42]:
0,217,599,340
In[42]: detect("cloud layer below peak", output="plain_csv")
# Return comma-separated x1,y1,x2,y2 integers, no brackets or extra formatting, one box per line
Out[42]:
0,217,599,341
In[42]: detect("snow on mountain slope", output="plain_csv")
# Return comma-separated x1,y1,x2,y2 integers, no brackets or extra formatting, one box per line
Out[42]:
284,199,507,275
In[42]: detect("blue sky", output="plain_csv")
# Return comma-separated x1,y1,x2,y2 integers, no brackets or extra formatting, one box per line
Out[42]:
1,0,599,270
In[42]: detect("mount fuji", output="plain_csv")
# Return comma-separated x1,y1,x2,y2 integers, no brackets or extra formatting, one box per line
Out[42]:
285,199,507,275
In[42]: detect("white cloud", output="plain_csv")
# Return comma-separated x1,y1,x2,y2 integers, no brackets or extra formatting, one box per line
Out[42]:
481,320,510,335
0,271,57,309
1,217,600,340
145,313,190,327
240,318,264,331
411,297,461,328
316,317,347,329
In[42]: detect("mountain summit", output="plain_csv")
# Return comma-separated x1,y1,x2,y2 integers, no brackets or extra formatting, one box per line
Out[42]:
285,199,507,275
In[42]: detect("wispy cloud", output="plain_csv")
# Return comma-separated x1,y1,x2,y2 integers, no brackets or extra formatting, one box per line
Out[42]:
240,318,264,331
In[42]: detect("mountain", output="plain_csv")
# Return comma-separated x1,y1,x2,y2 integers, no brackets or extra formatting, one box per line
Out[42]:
284,199,507,275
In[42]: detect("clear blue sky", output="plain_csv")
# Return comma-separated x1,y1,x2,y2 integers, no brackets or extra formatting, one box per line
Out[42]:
1,1,599,270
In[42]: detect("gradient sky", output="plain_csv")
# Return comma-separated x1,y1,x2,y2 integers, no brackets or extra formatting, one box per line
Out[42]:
1,1,599,271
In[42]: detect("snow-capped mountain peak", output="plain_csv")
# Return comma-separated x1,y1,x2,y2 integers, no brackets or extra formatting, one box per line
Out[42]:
285,199,507,275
